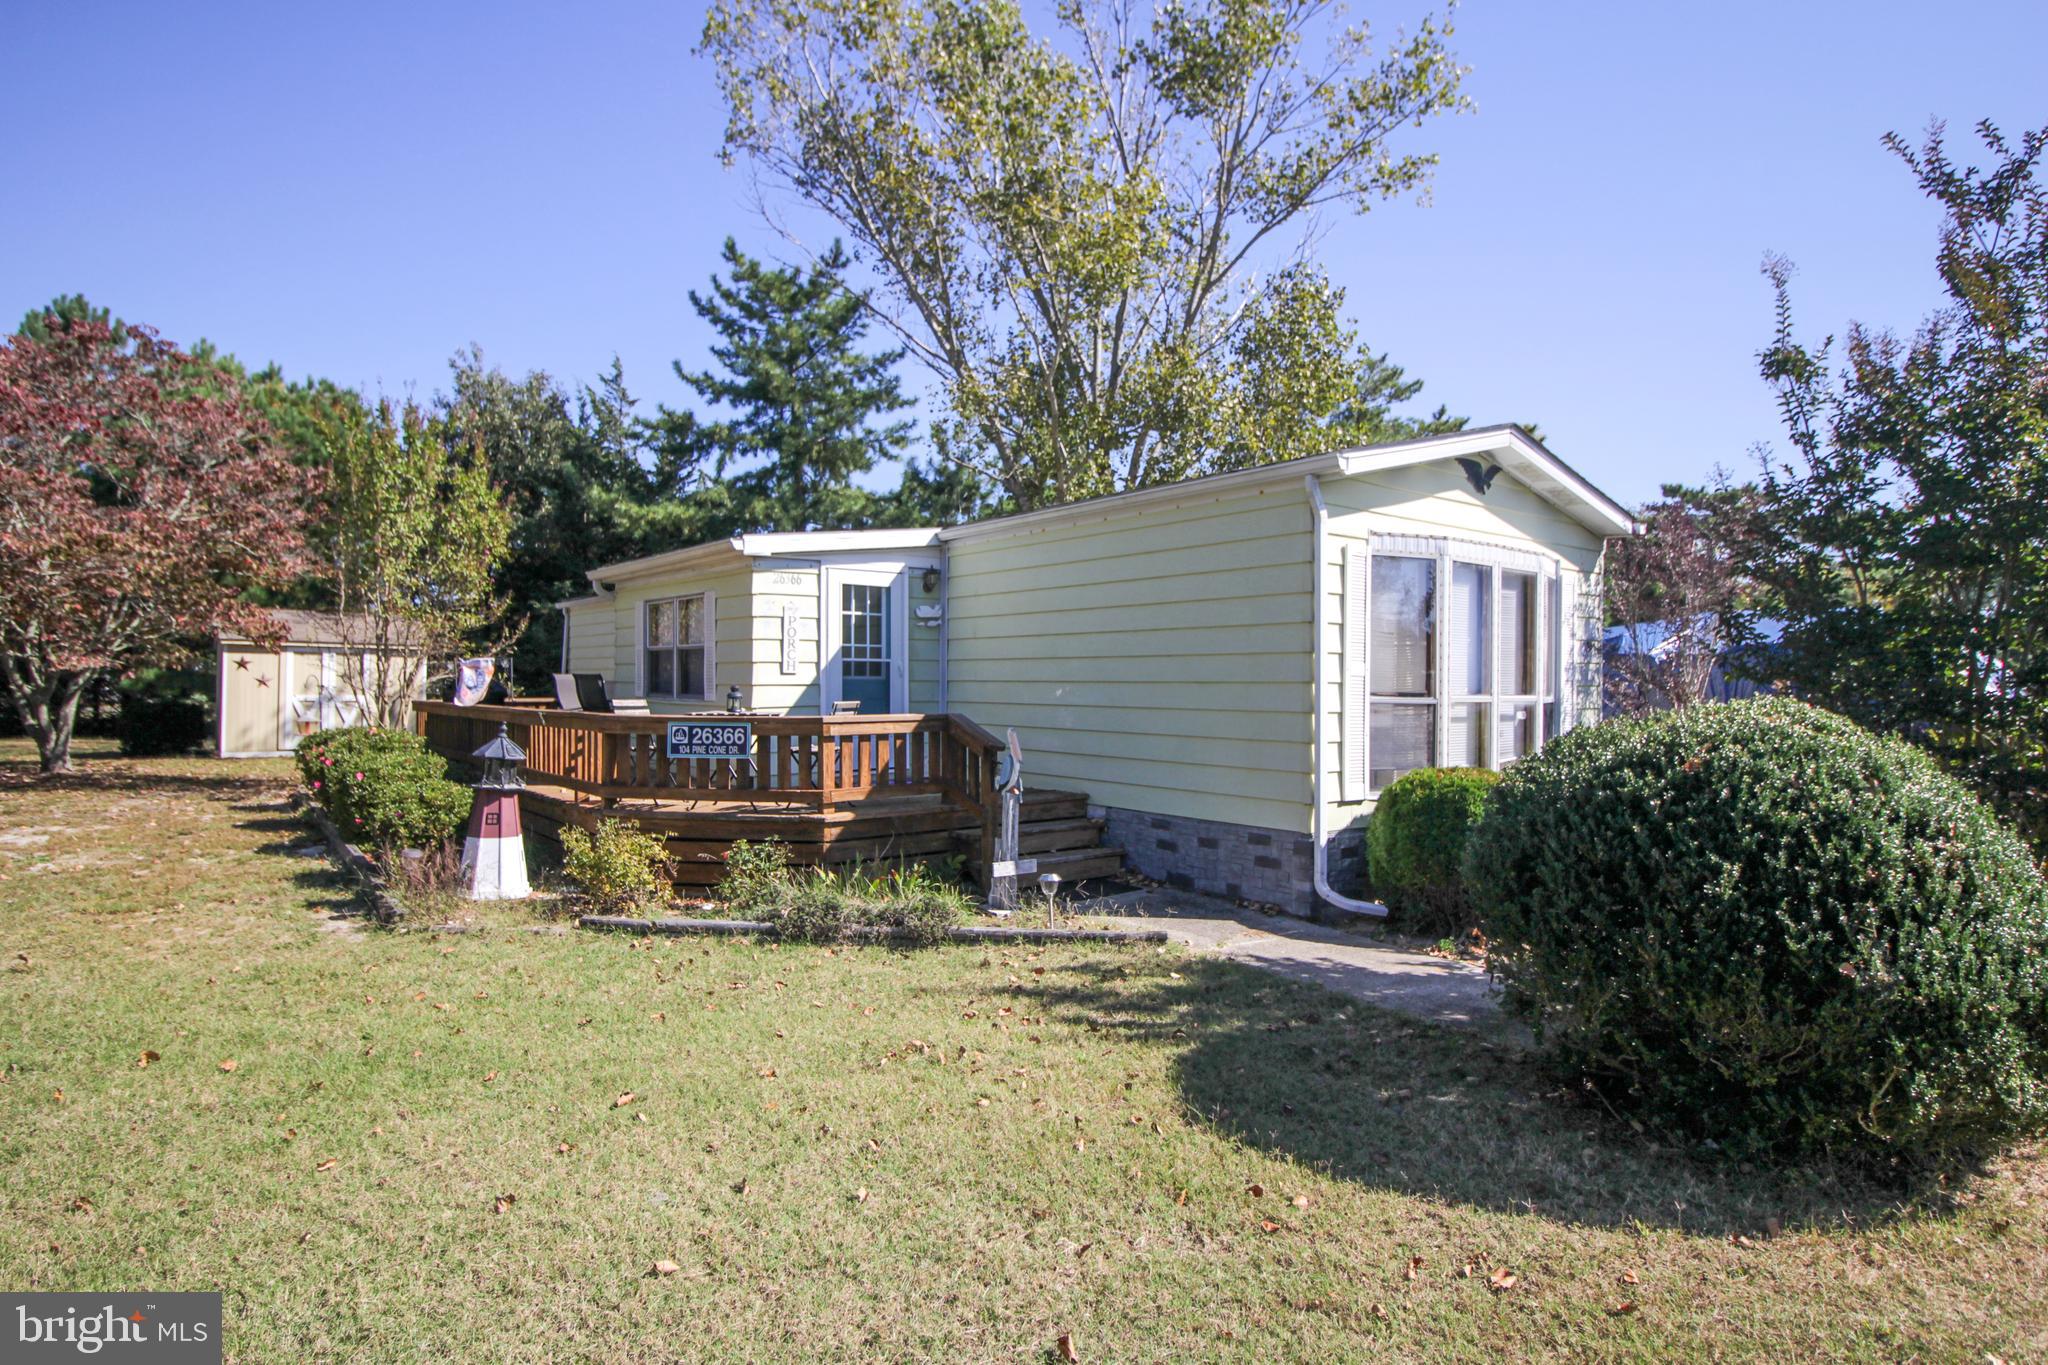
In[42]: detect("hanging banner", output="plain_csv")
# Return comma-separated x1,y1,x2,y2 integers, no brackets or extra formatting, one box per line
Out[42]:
452,657,495,707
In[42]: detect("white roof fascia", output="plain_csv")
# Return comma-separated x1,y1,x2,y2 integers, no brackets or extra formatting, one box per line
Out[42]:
1334,426,1639,538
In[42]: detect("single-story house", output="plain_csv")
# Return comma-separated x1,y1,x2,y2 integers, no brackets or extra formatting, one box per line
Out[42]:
215,610,428,759
556,426,1634,912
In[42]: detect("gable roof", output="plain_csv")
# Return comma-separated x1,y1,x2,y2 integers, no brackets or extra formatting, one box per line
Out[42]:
940,425,1636,543
216,610,427,648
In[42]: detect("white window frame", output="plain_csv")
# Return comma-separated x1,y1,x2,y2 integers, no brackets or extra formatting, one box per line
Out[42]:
638,591,715,702
1350,534,1563,797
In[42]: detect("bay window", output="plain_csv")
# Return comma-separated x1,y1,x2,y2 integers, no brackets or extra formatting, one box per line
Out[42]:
1348,539,1562,795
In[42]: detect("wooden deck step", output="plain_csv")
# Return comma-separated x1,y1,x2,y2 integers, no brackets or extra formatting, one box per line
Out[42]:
1017,847,1128,883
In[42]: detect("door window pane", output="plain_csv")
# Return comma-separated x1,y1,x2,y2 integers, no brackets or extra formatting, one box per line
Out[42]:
1499,702,1536,764
842,583,888,679
1369,557,1434,697
1370,703,1435,790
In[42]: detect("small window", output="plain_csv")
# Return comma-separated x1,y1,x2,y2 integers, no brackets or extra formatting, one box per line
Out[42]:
643,595,708,700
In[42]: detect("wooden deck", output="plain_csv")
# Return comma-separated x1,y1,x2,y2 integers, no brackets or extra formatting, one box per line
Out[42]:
415,701,1120,888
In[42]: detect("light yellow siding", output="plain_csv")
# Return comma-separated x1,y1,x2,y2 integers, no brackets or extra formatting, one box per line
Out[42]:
945,483,1316,832
609,563,758,714
563,601,614,676
747,562,822,714
909,567,943,710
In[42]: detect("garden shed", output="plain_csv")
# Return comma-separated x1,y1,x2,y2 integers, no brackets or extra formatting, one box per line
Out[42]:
215,610,428,759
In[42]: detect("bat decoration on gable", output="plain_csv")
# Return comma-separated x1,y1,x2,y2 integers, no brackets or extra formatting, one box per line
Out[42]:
1456,457,1503,496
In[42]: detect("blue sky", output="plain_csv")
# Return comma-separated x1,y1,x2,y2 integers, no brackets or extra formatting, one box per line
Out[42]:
4,1,2043,507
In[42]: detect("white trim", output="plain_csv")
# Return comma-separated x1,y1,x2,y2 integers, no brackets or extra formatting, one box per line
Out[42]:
584,528,941,586
1340,544,1368,803
943,425,1636,546
1305,475,1391,917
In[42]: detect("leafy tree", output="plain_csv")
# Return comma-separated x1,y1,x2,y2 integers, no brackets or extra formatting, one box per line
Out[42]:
1737,120,2048,845
0,318,309,771
660,238,914,532
441,352,713,688
701,0,1468,507
322,399,511,725
1603,484,1759,715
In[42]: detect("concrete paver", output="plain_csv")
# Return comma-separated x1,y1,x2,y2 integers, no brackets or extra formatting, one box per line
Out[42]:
1082,888,1528,1046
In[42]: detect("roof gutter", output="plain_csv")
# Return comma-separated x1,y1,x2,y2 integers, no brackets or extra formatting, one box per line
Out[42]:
1304,473,1389,919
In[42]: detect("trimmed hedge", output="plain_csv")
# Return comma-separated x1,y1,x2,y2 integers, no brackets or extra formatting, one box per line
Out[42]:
1365,766,1501,935
298,728,472,850
1465,699,2048,1165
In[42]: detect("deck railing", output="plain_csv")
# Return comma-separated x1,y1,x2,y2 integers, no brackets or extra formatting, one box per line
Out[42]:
414,701,1007,866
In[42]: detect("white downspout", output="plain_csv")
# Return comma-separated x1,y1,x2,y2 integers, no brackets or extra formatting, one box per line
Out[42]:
1305,474,1390,918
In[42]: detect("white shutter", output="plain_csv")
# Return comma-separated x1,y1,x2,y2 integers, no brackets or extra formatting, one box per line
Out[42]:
1342,544,1368,802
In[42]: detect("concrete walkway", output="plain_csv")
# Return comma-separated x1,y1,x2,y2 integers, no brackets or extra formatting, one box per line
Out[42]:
1083,889,1527,1045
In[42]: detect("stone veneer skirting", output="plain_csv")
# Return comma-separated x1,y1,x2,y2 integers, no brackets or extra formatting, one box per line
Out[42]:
1097,805,1367,917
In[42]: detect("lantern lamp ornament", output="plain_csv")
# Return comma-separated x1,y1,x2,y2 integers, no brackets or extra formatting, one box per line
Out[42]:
726,684,744,714
461,723,530,900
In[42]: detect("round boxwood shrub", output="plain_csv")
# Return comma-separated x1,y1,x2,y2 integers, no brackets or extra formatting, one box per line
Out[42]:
299,728,471,850
1365,766,1502,936
1465,699,2048,1165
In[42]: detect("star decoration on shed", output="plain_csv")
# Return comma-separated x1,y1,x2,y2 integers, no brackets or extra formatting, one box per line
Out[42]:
255,675,270,688
234,657,250,671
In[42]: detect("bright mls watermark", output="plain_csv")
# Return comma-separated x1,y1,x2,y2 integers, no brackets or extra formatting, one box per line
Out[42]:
3,1294,221,1362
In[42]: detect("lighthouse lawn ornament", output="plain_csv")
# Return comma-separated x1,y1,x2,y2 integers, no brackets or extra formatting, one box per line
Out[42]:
461,723,530,900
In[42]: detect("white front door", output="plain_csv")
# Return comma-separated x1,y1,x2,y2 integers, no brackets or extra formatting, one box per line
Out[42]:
822,565,909,714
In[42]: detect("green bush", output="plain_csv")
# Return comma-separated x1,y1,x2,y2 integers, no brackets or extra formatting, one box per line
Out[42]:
720,839,793,913
721,844,970,946
561,818,671,913
769,873,858,944
1465,699,2048,1165
299,728,471,850
1365,767,1501,936
116,669,212,756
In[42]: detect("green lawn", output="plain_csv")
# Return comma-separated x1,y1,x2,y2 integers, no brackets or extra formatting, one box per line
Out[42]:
1,740,2042,1362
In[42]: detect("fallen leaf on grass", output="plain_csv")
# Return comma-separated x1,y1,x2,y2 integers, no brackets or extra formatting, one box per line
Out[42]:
556,1142,575,1155
1056,1332,1079,1362
613,1092,636,1109
218,1060,238,1073
493,1193,516,1215
854,1188,869,1204
1608,1301,1637,1316
1369,1303,1389,1322
1404,1256,1424,1281
1291,1195,1310,1209
757,1066,776,1079
69,1196,93,1213
482,1071,498,1084
1175,1189,1188,1206
136,1051,160,1068
1260,1219,1282,1233
314,1159,338,1172
1246,1183,1265,1198
1620,1270,1639,1285
649,1259,681,1277
1488,1268,1518,1292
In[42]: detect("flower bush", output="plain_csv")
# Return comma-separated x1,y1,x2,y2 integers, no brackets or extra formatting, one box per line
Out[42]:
1465,698,2048,1165
296,728,471,850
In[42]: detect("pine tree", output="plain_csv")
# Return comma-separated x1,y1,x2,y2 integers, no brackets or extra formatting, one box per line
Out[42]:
662,239,913,532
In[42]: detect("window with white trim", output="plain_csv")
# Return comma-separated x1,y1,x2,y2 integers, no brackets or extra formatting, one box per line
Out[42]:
1351,541,1560,794
643,594,709,700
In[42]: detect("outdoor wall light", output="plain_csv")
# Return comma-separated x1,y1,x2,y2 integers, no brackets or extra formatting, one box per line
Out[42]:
921,566,941,594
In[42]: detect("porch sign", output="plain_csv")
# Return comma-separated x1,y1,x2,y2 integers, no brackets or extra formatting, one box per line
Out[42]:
666,720,753,760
